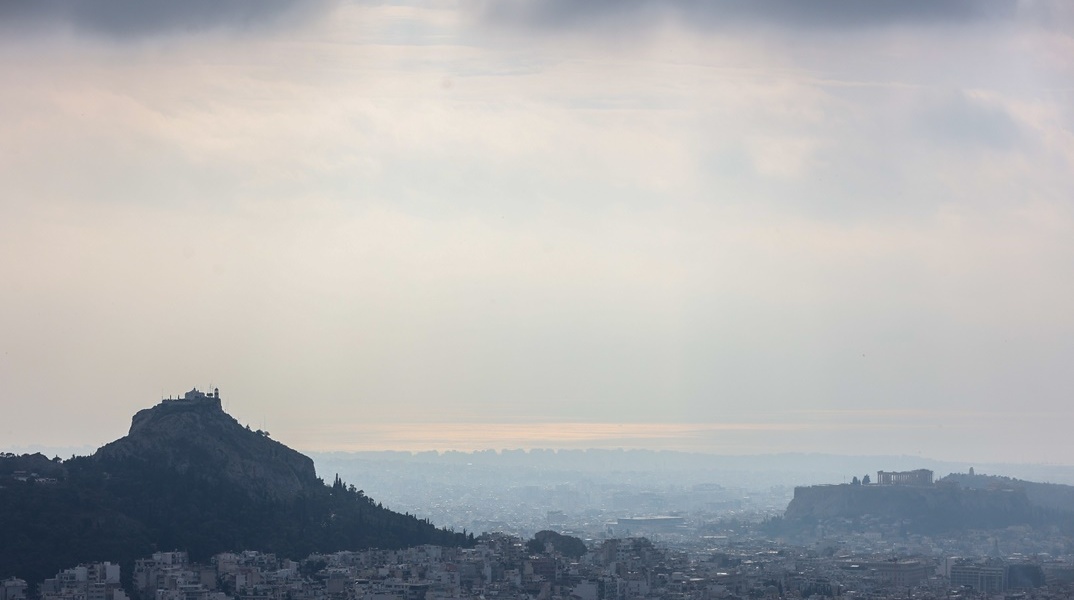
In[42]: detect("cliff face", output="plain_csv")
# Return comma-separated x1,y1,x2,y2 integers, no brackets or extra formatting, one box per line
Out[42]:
94,393,318,502
941,472,1074,513
784,483,1036,532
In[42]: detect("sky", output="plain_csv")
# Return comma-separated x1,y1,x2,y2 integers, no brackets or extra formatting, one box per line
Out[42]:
1,0,1072,464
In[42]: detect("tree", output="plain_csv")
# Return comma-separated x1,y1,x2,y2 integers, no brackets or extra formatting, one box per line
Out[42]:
526,530,587,558
862,474,871,485
851,476,860,485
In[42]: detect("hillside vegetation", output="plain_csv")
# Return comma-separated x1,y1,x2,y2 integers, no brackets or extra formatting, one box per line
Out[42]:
0,393,471,587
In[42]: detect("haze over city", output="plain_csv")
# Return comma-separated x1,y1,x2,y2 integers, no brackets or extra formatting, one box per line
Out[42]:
1,0,1072,464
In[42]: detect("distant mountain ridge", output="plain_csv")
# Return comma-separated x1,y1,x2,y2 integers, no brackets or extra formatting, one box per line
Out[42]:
0,389,471,587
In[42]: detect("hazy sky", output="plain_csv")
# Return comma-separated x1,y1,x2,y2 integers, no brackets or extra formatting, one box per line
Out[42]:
2,0,1072,463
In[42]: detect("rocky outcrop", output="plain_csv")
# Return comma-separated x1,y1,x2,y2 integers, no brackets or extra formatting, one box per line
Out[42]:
784,483,1037,532
941,472,1074,513
94,391,317,502
0,388,471,587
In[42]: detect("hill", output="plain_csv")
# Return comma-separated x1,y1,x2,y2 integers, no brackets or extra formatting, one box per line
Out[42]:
93,389,318,502
0,389,471,587
783,483,1037,532
939,471,1074,513
780,473,1074,536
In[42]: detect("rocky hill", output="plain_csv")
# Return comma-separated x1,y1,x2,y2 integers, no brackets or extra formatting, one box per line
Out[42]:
939,472,1074,513
0,389,471,587
94,390,317,502
779,477,1074,536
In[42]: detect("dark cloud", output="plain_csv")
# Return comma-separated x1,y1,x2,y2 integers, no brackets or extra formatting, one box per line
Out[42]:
479,0,1034,31
0,0,336,37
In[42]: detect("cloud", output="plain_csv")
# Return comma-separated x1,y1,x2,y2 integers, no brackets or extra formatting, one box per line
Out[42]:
478,0,1060,32
0,0,337,37
917,91,1024,149
1,0,1072,462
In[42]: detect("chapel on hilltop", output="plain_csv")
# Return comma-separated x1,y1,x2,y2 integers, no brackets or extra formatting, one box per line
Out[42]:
164,386,221,407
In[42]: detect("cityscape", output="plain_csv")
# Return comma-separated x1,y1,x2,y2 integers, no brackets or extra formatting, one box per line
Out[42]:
3,1,1073,600
7,516,1074,600
7,419,1074,600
